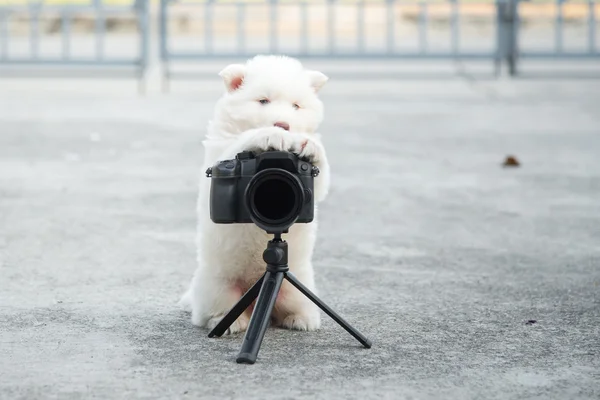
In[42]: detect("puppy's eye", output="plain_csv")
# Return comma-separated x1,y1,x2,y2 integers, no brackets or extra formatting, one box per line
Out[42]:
293,103,300,110
258,99,270,105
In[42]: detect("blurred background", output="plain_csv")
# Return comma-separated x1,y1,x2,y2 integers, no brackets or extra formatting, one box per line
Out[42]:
1,1,599,399
0,0,598,86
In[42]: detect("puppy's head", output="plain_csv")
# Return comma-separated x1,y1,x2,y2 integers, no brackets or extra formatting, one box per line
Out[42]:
213,55,328,135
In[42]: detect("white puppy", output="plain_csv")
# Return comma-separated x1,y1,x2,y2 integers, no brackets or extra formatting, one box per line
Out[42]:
179,55,331,334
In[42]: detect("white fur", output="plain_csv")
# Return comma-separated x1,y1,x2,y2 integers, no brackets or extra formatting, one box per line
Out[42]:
179,55,331,333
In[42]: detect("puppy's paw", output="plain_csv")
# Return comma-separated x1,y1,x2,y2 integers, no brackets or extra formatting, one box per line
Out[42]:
245,127,296,153
294,137,324,165
206,314,249,335
280,312,321,331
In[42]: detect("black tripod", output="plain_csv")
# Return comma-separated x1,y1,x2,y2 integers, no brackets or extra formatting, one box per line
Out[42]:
208,233,372,364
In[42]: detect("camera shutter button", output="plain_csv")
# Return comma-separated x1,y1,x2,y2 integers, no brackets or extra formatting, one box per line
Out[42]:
300,163,309,172
225,163,234,169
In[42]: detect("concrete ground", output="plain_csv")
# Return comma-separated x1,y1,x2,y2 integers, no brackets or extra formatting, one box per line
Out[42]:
1,70,599,399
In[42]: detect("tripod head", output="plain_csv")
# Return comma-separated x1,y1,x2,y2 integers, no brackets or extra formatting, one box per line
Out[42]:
262,233,289,273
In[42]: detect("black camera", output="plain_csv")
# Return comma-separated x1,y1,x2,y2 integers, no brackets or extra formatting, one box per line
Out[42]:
206,151,320,233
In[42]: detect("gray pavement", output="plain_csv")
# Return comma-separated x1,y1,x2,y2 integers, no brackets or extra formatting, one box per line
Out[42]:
1,74,600,399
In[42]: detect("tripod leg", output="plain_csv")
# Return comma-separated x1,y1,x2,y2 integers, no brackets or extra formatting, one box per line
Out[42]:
285,272,372,349
208,274,265,338
236,270,285,364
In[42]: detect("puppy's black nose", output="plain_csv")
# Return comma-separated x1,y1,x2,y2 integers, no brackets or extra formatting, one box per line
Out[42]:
274,122,290,131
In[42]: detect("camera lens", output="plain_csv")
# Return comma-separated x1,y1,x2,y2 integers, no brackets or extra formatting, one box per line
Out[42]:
245,169,305,232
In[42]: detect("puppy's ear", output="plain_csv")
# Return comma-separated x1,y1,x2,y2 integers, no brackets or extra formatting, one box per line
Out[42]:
306,70,328,92
218,64,246,92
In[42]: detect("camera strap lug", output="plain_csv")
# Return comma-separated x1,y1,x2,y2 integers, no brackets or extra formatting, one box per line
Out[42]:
311,166,320,177
205,167,213,178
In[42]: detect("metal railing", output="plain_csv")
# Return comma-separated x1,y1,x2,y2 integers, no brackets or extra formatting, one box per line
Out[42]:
159,0,502,84
0,0,150,85
160,0,497,58
0,0,598,87
497,0,598,74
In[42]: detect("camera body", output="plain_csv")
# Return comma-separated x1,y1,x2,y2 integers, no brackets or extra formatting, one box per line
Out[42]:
206,150,320,233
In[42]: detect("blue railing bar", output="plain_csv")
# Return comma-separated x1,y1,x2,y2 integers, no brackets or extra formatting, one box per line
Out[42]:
62,11,70,60
161,51,600,61
494,0,503,60
81,0,557,7
556,0,563,53
30,5,40,59
270,0,277,53
95,0,105,60
519,51,600,58
237,3,246,54
0,5,133,13
419,2,428,53
0,13,8,60
159,0,168,60
117,0,563,7
589,0,596,53
1,58,141,65
328,0,335,55
357,0,365,54
205,0,213,54
386,0,395,54
451,0,460,55
163,52,497,61
301,2,308,53
507,0,519,63
137,0,149,71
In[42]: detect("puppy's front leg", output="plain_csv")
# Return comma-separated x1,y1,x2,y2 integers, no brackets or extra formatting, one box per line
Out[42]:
215,127,292,160
220,129,331,202
295,133,330,203
190,270,250,335
273,265,321,331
